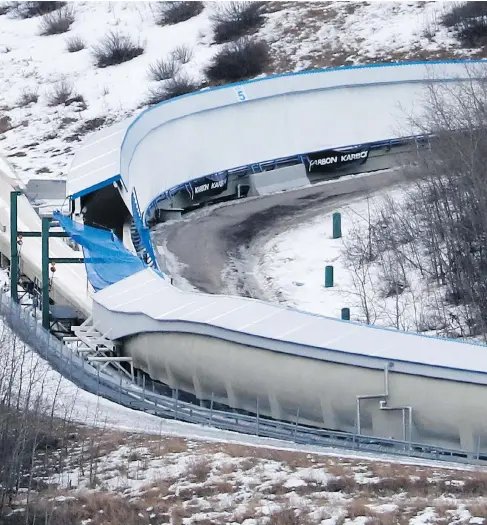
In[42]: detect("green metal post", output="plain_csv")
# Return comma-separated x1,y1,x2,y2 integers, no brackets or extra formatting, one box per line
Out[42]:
42,217,51,330
332,212,342,239
324,265,334,288
341,307,350,321
10,191,19,303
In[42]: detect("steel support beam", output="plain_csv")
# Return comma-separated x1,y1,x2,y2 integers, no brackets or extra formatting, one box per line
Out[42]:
10,191,21,303
41,217,50,330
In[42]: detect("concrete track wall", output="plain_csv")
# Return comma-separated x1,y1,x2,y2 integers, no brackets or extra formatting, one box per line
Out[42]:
122,330,487,452
82,60,487,451
119,61,487,214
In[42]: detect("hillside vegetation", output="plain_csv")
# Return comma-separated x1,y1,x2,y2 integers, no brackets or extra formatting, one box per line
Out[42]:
0,0,483,181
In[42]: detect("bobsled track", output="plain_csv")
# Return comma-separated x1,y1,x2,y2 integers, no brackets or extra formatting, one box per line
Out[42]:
5,60,487,463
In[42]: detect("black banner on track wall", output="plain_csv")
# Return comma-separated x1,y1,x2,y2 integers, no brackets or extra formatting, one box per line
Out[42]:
306,149,369,173
189,176,228,200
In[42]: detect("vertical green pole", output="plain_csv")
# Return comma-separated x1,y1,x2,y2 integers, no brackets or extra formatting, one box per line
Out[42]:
10,191,19,303
42,217,50,330
325,265,334,288
332,212,342,239
341,307,350,321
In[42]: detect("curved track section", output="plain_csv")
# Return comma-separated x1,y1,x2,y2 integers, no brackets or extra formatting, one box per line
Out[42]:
67,60,487,452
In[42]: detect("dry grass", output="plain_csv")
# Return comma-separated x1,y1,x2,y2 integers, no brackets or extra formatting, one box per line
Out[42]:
215,442,319,468
9,424,487,525
467,501,487,518
185,456,212,482
171,504,186,525
434,500,458,517
346,498,377,519
9,492,153,525
267,507,311,525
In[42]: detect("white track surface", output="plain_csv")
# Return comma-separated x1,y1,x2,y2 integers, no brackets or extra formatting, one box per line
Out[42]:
67,61,487,211
62,60,487,449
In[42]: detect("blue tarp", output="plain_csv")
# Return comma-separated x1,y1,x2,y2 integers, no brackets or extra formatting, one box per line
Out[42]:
53,212,146,292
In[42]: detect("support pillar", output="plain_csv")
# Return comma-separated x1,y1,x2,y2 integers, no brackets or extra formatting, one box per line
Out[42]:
42,217,51,330
459,426,476,459
10,191,20,303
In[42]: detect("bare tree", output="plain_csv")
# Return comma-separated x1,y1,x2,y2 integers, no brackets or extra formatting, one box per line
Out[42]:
343,63,487,340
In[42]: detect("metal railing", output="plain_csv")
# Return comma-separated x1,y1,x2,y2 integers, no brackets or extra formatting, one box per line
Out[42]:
0,286,483,465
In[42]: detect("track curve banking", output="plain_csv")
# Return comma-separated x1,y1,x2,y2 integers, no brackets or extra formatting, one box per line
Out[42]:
68,60,487,453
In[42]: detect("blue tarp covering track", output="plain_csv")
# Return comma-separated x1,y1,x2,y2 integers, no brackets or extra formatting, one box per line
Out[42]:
53,212,146,292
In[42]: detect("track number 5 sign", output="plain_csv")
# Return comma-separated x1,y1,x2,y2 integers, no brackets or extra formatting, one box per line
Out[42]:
234,87,247,102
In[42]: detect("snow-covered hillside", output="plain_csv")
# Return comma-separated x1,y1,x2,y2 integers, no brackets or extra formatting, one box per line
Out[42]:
0,1,478,184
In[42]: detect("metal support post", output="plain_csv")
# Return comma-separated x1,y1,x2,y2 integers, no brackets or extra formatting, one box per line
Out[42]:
97,367,100,397
10,191,20,303
325,265,334,288
41,217,51,330
256,398,260,436
332,212,342,239
209,392,214,425
293,408,300,442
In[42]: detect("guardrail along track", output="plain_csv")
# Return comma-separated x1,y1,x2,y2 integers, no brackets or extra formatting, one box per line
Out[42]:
3,287,484,466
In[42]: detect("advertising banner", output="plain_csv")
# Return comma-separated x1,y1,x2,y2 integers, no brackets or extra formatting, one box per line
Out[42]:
189,174,228,200
306,149,369,173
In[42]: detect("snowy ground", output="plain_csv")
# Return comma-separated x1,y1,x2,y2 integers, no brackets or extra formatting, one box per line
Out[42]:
255,182,478,339
11,426,487,525
0,1,478,183
3,4,487,519
255,187,405,321
254,187,432,331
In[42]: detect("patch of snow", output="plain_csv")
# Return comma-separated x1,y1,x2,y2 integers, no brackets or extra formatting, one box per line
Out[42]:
0,2,217,181
283,477,307,489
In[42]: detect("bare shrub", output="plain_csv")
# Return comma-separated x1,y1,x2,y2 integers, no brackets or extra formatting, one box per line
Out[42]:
346,498,380,519
7,492,152,524
155,1,204,26
325,476,357,493
267,507,311,525
47,81,84,108
171,44,193,64
368,71,487,339
146,74,198,105
13,1,65,19
210,1,264,43
205,37,269,83
442,2,487,47
0,2,11,16
65,35,85,53
171,504,186,525
17,88,39,106
92,31,144,68
147,57,180,81
38,4,74,35
468,502,487,518
185,457,211,482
